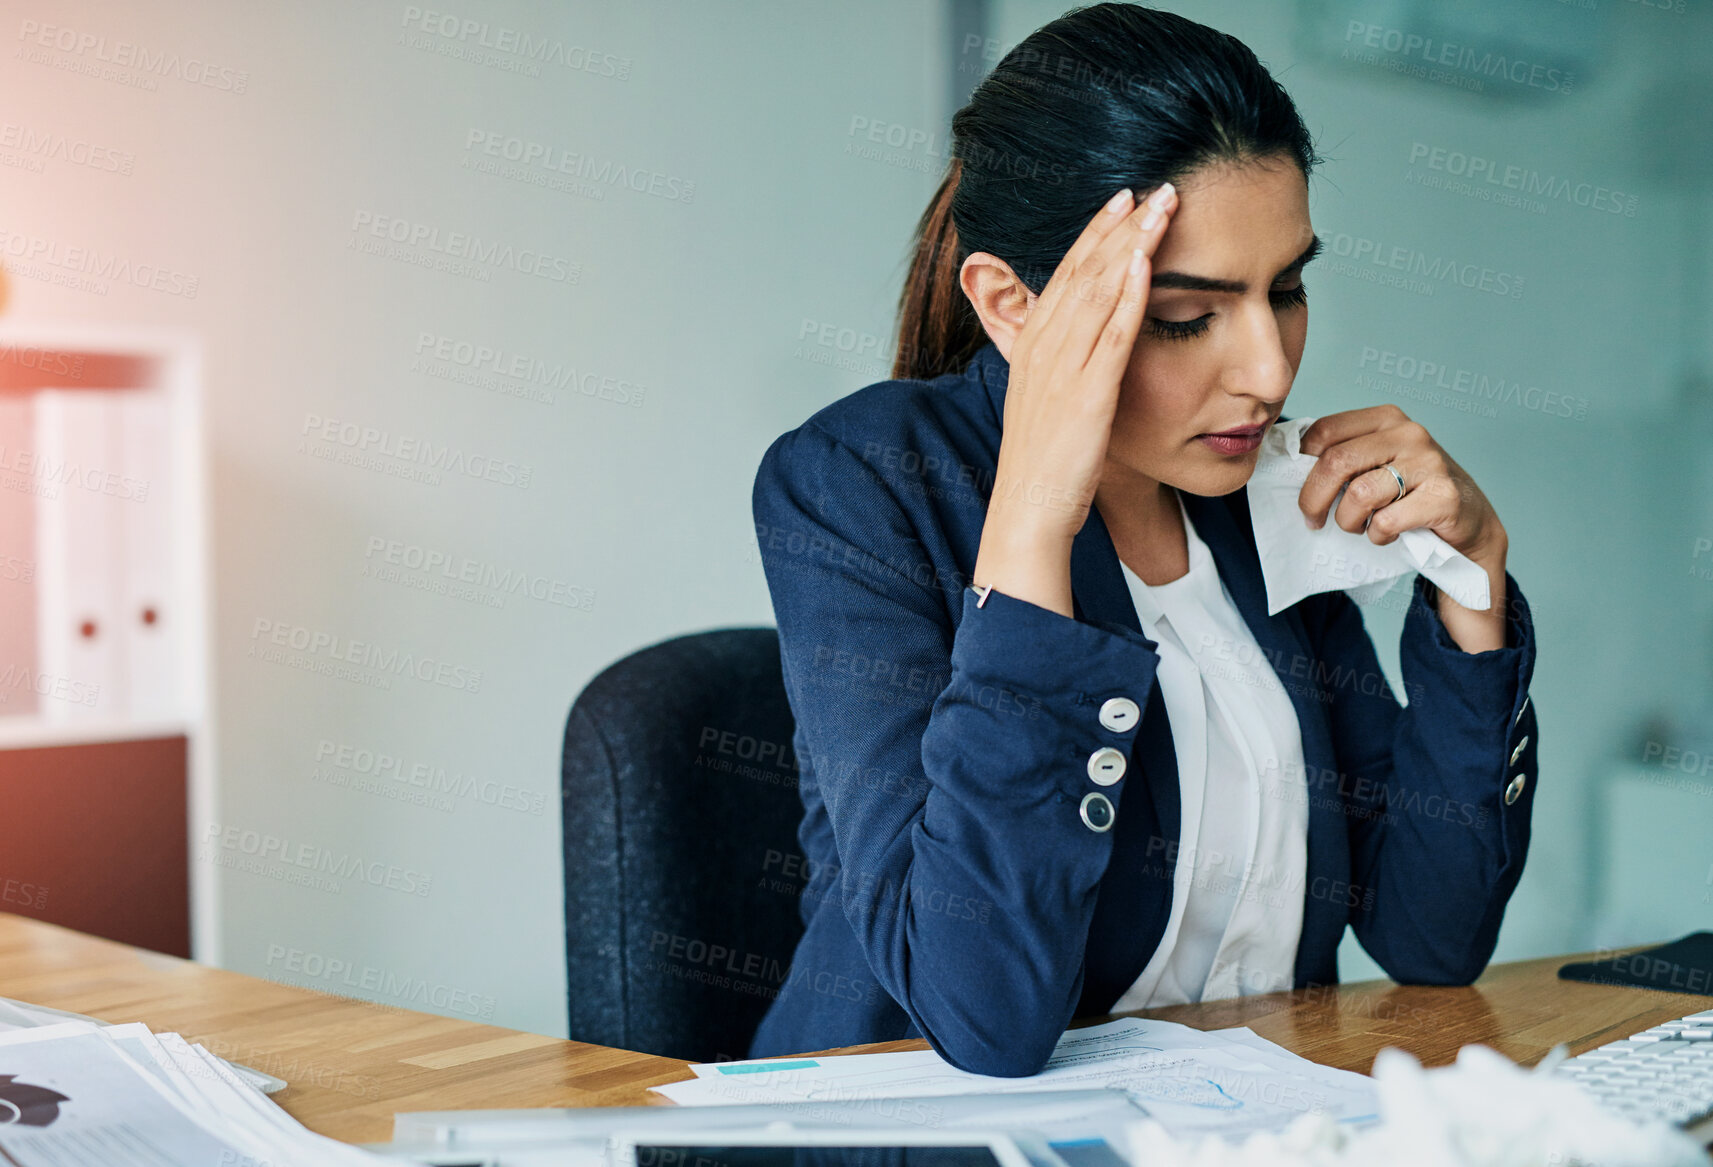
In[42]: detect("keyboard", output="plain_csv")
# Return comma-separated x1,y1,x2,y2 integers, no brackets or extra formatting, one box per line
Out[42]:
1553,1007,1713,1141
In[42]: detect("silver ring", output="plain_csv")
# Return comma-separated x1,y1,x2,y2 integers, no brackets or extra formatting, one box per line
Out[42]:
1383,463,1406,503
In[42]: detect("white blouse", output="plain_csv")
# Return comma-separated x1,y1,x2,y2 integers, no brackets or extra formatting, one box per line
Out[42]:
1110,489,1310,1009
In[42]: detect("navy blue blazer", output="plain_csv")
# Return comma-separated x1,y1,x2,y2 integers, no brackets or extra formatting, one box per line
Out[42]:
746,340,1538,1077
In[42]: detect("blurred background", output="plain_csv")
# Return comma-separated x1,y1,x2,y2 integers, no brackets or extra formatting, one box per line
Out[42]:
0,0,1708,1040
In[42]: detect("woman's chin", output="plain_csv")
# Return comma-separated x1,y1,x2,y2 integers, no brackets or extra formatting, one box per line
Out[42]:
1169,457,1260,498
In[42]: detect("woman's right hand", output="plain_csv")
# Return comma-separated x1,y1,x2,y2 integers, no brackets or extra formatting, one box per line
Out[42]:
972,181,1179,617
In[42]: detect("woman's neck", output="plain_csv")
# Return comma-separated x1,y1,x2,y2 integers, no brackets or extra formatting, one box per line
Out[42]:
1096,467,1189,586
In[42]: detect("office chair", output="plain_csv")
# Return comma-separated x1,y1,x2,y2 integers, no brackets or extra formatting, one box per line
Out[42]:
562,627,809,1063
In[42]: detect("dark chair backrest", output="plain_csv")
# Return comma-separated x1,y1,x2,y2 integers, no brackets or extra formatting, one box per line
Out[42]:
562,627,807,1063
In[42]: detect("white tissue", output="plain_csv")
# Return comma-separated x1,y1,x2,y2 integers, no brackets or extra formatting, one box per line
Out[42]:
1243,417,1491,617
1122,1042,1709,1167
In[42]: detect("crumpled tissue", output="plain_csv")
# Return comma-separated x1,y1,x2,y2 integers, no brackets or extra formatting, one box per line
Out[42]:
1123,1043,1708,1167
1244,417,1491,617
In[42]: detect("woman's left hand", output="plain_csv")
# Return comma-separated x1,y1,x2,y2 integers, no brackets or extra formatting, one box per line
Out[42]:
1297,404,1509,652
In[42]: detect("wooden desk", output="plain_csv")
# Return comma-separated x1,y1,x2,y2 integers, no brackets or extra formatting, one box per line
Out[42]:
0,913,1703,1147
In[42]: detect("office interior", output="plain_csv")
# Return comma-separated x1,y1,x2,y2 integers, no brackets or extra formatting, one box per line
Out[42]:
0,0,1709,1057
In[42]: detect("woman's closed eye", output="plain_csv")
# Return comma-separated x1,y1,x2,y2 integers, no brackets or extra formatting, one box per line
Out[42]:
1146,282,1309,342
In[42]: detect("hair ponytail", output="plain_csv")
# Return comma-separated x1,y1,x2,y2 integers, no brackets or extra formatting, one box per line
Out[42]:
891,157,987,384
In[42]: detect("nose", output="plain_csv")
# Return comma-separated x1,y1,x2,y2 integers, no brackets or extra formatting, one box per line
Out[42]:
1223,302,1294,405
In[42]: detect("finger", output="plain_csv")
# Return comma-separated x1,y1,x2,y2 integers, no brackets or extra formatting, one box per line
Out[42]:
1032,186,1140,323
1087,238,1154,385
1058,185,1178,370
1332,464,1413,537
1299,431,1408,528
1362,479,1453,547
1036,182,1176,344
1298,404,1406,458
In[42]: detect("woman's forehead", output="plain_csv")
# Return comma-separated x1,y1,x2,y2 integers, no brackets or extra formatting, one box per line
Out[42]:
1153,160,1314,281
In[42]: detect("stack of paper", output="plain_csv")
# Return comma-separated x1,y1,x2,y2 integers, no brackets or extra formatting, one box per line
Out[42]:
650,1017,1379,1141
0,994,286,1094
0,1019,388,1166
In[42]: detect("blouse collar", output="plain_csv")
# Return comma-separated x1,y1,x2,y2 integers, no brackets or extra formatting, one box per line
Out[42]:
1118,489,1216,632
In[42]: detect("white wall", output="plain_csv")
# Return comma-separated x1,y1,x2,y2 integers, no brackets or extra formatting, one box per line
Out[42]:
1,0,945,1036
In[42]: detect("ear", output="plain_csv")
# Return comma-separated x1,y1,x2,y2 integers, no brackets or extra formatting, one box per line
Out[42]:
958,252,1037,363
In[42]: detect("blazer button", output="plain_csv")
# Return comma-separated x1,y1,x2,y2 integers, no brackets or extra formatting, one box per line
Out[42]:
1513,693,1530,728
1087,747,1127,786
1098,696,1140,733
1508,735,1529,766
1504,772,1527,806
1079,791,1115,832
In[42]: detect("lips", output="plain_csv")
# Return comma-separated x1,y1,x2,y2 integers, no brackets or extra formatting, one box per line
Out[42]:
1195,417,1271,457
1201,421,1269,439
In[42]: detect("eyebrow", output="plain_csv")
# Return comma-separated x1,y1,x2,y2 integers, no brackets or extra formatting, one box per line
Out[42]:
1150,235,1322,294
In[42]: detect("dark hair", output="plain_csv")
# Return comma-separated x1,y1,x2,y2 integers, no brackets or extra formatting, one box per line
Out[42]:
892,3,1320,382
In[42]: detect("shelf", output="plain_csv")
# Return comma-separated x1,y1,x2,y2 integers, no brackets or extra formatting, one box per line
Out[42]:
0,718,192,750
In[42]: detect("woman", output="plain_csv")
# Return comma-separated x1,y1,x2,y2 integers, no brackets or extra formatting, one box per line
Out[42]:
748,2,1537,1078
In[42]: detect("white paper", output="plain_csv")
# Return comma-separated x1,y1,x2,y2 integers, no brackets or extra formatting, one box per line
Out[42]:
92,1023,203,1107
0,993,284,1094
652,1018,1377,1140
1121,1043,1709,1167
0,1022,280,1166
0,1019,389,1166
152,1032,380,1166
1245,417,1490,616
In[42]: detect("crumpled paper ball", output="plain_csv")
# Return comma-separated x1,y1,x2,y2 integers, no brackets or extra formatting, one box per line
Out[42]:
1123,1043,1708,1166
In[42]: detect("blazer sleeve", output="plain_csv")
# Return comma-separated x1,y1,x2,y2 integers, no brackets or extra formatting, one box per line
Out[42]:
752,421,1162,1077
1305,571,1539,984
